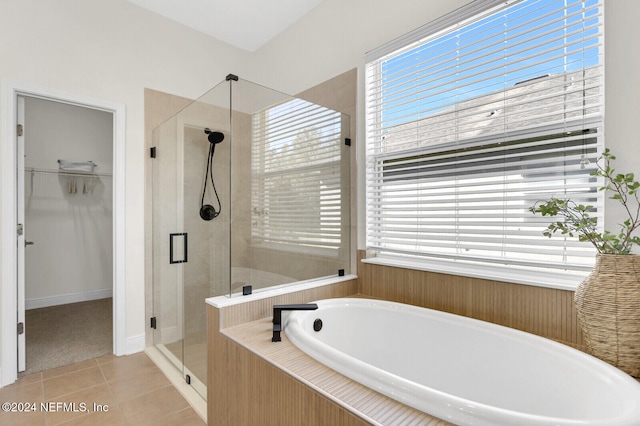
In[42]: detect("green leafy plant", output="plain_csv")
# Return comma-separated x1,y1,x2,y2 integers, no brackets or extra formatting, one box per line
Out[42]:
530,149,640,254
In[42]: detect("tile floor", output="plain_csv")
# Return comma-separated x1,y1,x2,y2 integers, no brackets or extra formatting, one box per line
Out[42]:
0,352,205,426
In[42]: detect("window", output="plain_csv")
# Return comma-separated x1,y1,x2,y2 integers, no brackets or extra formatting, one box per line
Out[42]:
365,0,604,284
251,98,345,254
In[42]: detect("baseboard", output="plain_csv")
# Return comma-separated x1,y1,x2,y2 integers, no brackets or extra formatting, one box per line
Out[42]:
125,333,145,355
25,288,113,310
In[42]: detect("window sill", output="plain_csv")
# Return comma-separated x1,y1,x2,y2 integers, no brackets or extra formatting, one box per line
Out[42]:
361,255,588,291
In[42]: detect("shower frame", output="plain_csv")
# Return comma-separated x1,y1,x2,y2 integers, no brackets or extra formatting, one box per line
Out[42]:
150,74,351,400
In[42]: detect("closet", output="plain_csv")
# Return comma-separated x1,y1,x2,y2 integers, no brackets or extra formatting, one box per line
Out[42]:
21,96,113,374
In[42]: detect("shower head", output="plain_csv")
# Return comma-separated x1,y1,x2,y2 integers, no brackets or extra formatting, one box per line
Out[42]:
204,128,224,144
200,128,223,221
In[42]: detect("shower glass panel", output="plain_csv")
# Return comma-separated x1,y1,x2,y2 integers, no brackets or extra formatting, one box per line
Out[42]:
151,75,350,400
151,114,185,382
223,78,351,295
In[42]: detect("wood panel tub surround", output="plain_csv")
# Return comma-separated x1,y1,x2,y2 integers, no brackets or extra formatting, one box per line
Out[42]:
207,278,379,425
207,305,450,425
357,251,585,351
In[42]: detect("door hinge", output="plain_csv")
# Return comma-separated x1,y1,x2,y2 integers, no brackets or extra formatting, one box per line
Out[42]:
17,322,24,335
17,124,23,137
150,147,156,158
185,374,191,385
17,223,24,236
150,316,157,329
345,137,351,146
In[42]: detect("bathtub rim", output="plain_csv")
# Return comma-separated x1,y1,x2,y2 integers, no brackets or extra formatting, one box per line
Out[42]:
285,297,640,426
217,313,434,425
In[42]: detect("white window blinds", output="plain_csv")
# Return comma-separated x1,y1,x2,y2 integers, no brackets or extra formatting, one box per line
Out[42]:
365,0,604,274
251,98,344,252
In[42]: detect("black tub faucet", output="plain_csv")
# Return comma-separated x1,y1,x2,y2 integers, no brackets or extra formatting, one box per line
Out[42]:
272,303,318,342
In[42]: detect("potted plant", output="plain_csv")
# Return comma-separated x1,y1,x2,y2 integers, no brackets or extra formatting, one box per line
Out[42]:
530,148,640,377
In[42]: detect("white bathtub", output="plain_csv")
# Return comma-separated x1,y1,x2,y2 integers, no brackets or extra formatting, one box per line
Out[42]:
284,298,640,426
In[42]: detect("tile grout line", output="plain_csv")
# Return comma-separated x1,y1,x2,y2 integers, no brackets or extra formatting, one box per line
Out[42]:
96,358,128,422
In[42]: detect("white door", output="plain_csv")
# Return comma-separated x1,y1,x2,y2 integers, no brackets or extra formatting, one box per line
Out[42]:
16,95,26,372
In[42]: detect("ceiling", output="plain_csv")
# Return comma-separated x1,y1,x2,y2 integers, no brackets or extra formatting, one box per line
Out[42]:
127,0,323,52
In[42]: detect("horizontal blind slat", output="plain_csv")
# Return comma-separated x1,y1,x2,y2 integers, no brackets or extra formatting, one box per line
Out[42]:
365,0,604,273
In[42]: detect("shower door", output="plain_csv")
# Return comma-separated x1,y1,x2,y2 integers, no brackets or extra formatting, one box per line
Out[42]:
152,112,229,400
151,119,186,388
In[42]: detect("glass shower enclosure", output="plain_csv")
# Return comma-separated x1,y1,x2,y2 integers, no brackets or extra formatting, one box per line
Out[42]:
151,75,350,399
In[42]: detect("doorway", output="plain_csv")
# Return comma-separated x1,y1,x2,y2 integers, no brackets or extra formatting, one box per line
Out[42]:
20,96,114,375
1,80,126,387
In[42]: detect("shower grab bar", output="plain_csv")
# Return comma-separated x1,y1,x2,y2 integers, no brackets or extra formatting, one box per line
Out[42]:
169,233,188,264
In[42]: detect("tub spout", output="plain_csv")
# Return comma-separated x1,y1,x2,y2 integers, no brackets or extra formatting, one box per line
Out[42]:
272,303,318,342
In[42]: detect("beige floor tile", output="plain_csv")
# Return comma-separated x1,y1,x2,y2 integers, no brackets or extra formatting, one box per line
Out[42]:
42,359,99,380
13,371,43,387
0,379,43,403
0,353,205,426
43,367,105,400
53,407,128,426
152,407,206,426
99,352,157,382
107,366,171,402
119,385,190,426
0,376,45,425
44,383,116,426
0,408,46,426
95,354,115,365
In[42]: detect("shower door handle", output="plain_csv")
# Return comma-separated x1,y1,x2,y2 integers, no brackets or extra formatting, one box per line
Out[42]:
169,233,188,264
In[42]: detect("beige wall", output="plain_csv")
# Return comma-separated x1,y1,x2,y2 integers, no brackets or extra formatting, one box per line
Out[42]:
603,1,640,236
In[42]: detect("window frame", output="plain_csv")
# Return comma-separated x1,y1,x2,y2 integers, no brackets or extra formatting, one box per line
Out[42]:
364,0,605,289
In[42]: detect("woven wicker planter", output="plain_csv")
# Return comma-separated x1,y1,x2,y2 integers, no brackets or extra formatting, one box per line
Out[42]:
574,254,640,377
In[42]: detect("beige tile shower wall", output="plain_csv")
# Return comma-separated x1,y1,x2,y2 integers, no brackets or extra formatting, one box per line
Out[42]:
357,251,585,350
183,126,228,342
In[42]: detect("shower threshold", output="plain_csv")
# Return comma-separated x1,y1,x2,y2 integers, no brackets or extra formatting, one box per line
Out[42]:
145,345,207,422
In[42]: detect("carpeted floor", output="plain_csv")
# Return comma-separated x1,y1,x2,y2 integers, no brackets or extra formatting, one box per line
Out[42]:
22,298,112,376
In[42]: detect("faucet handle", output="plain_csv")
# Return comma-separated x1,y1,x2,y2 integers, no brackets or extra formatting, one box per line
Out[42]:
271,303,318,342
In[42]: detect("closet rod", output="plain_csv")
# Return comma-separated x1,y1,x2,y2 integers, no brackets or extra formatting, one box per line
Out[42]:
26,167,112,178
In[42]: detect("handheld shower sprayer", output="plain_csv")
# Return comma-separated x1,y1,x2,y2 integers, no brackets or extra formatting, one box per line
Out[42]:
205,128,225,144
200,128,224,221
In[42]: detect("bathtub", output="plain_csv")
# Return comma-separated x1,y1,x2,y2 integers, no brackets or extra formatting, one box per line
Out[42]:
284,298,640,426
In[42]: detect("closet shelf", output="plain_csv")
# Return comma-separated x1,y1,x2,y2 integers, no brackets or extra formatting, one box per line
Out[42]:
58,159,96,173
